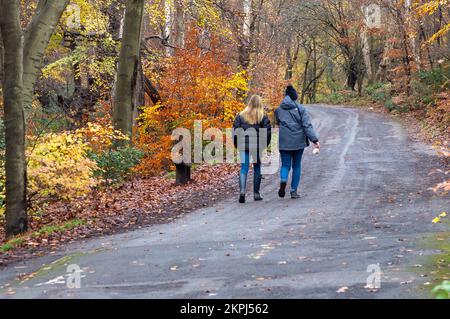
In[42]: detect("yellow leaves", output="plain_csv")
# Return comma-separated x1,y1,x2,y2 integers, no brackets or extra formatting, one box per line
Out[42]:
432,212,448,224
27,131,97,201
427,23,450,44
189,0,223,33
137,104,163,131
61,0,109,35
42,47,86,81
226,70,249,93
25,123,125,203
145,0,170,30
433,217,442,224
414,0,450,43
414,0,448,17
78,122,129,153
145,0,229,37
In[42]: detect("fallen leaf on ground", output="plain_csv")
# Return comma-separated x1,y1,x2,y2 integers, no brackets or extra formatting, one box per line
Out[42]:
432,217,441,223
337,286,349,293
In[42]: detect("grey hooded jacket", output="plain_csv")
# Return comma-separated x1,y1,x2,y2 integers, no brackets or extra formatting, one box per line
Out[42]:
274,96,319,151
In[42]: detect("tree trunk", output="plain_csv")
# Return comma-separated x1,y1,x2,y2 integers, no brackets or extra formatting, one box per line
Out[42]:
285,38,299,81
243,0,252,40
0,0,27,237
285,48,294,81
311,39,317,102
239,0,252,73
400,25,413,94
0,30,3,87
174,0,185,48
361,29,373,83
22,0,70,115
300,50,311,104
113,0,145,139
236,0,253,100
144,75,162,105
377,38,393,81
133,55,145,123
163,0,173,56
419,24,434,69
1,0,69,237
346,58,359,91
105,2,125,42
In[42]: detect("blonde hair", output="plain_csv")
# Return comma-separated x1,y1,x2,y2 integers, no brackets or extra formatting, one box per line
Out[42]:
240,95,265,125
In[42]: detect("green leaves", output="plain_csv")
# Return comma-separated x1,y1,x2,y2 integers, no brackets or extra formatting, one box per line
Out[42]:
432,281,450,299
88,147,144,186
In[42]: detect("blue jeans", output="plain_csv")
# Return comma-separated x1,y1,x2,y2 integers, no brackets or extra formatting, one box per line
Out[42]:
240,151,261,177
280,149,304,192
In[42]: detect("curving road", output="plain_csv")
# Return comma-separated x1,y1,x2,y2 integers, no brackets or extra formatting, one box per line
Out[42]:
0,105,447,299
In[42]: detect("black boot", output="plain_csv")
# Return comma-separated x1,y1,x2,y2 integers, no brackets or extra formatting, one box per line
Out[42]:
254,173,263,201
278,182,287,198
239,173,247,204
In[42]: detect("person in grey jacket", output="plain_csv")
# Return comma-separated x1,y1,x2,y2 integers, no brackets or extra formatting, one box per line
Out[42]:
274,85,320,199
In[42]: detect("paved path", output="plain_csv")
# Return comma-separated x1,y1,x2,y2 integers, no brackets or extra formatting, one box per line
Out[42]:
0,105,447,299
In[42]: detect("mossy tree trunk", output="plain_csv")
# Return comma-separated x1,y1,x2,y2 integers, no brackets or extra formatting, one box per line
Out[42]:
113,0,145,140
23,0,70,114
0,0,27,237
0,0,69,237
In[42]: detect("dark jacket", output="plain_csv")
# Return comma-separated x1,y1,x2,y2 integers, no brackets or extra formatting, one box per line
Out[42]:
274,96,319,151
233,114,272,156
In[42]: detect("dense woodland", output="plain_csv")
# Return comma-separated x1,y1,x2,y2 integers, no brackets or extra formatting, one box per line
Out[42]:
0,0,448,241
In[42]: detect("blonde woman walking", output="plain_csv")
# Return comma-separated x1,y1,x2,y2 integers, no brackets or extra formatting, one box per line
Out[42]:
233,95,272,204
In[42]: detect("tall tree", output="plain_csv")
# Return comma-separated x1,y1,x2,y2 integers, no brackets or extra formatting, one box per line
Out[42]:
0,0,69,237
113,0,145,139
174,0,186,48
163,0,174,55
23,0,70,114
0,31,3,87
305,0,366,91
285,36,300,80
0,0,25,237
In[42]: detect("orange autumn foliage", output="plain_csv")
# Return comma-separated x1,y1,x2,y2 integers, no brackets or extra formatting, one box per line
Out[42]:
136,28,248,175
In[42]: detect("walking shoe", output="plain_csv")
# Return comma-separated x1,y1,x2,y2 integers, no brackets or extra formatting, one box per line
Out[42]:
290,191,301,199
278,182,287,198
254,193,263,201
239,172,247,204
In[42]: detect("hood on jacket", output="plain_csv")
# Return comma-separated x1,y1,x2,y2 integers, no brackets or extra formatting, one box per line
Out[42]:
280,96,298,110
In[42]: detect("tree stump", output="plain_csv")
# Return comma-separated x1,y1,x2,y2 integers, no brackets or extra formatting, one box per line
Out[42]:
175,163,191,185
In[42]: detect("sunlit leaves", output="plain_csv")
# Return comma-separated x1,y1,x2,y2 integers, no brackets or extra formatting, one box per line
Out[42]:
137,27,247,175
61,0,110,35
145,0,229,36
413,0,450,43
432,212,449,224
25,123,127,203
27,131,98,201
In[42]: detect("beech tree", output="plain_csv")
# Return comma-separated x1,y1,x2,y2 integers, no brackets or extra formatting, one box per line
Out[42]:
113,0,146,139
0,0,69,237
